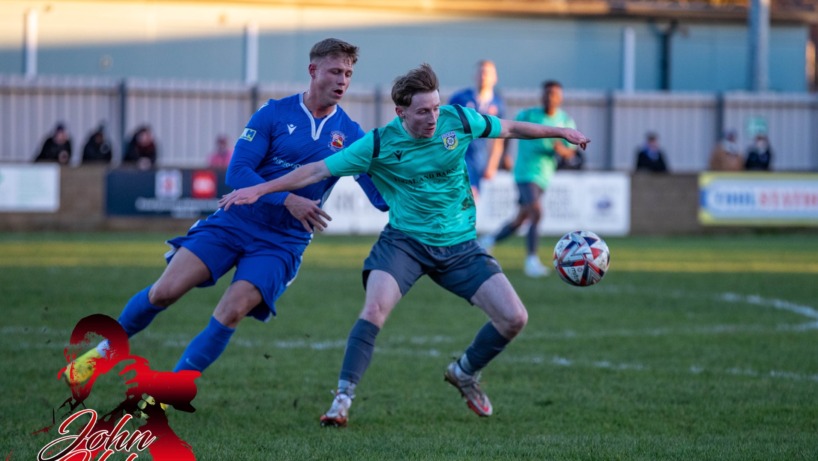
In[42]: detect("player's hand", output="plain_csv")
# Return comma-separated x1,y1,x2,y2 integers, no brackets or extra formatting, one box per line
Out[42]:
284,194,332,232
562,128,590,150
218,185,264,210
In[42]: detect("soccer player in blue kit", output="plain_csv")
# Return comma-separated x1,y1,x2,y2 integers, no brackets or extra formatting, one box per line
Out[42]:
219,63,589,426
64,38,387,390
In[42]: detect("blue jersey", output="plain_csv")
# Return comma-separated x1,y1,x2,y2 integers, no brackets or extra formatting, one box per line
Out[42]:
226,92,386,241
448,88,505,189
168,92,386,320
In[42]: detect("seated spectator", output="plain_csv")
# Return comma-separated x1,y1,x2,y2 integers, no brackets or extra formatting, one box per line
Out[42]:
123,125,157,170
708,129,743,171
82,123,113,165
207,135,233,169
635,131,669,173
745,133,772,171
35,122,72,165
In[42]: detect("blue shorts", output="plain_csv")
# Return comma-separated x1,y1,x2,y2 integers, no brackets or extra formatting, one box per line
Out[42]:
516,182,544,206
362,225,503,302
165,208,308,321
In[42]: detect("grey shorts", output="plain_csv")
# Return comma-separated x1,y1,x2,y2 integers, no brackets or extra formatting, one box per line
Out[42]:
362,225,503,301
516,182,544,206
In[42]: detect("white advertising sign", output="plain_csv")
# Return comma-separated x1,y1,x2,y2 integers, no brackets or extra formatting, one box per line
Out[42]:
0,164,60,212
321,171,631,236
477,171,631,236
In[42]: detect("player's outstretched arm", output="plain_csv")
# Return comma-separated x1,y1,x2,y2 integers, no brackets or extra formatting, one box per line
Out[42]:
499,119,590,150
219,160,332,210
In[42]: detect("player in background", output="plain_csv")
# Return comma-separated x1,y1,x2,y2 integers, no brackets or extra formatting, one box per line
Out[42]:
218,64,589,426
64,38,388,394
448,59,507,201
478,80,579,278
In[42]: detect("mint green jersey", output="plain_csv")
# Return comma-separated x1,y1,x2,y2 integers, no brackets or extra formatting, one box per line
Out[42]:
512,107,576,189
324,105,502,246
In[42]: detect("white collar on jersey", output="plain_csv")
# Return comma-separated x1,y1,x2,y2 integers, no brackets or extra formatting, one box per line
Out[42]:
299,92,338,141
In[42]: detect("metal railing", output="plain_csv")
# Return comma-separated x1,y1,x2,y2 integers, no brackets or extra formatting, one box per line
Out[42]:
2,74,816,172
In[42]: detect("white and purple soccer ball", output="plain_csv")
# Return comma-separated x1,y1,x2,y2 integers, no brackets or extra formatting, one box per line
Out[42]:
552,230,610,287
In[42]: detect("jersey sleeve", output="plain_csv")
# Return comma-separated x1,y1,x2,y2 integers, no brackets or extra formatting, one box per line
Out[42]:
353,173,389,211
324,130,375,177
460,106,503,139
226,102,289,206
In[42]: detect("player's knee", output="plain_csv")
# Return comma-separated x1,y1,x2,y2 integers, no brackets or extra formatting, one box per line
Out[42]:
500,305,527,338
360,303,389,327
148,284,180,307
507,308,528,336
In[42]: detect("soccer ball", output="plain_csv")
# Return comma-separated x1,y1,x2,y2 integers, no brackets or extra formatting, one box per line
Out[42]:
552,230,610,287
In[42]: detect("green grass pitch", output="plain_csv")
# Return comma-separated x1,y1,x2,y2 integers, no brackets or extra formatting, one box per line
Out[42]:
1,231,817,460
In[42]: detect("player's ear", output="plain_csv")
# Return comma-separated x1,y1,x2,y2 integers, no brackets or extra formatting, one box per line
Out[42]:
395,107,404,119
308,63,316,78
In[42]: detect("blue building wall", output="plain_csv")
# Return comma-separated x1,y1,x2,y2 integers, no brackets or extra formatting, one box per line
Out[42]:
0,12,808,92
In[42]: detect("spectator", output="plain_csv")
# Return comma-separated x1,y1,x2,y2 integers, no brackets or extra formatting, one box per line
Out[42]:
708,129,743,171
448,59,506,201
35,122,72,165
635,131,669,173
745,133,772,171
82,123,113,165
124,125,157,170
207,135,233,169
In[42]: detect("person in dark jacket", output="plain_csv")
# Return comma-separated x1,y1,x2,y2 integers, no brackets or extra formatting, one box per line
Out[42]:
82,124,113,165
635,131,668,173
35,122,72,165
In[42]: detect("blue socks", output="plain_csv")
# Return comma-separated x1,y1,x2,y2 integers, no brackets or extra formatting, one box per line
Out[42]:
117,286,236,374
459,322,510,375
117,286,166,337
338,319,380,395
174,316,235,372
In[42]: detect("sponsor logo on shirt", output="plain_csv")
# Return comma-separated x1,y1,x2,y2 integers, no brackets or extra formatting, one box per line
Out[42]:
287,124,296,134
240,128,256,142
329,131,346,152
441,131,458,151
394,150,404,161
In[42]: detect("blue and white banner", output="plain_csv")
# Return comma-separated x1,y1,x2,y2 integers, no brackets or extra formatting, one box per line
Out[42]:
699,173,818,225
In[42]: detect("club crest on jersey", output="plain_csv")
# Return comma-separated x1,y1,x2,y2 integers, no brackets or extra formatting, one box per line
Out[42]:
441,131,458,150
329,131,346,151
240,128,256,142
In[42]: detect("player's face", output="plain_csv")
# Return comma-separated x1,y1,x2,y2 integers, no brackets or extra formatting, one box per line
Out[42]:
398,91,440,139
310,54,355,107
543,85,563,112
476,62,497,91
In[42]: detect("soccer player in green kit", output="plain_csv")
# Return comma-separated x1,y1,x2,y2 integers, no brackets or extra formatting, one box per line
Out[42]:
218,63,589,426
480,80,580,278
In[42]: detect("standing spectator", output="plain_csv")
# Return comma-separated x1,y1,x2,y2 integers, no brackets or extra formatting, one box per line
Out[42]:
479,80,578,278
124,125,157,170
708,129,743,171
635,131,669,173
448,59,506,201
207,135,233,169
745,133,773,171
35,122,72,165
82,123,113,165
